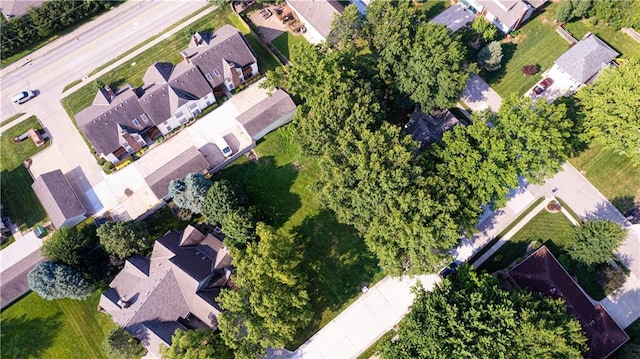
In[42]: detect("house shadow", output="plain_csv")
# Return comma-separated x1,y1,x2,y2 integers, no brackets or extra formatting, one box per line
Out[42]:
65,166,103,215
0,313,62,359
213,156,301,228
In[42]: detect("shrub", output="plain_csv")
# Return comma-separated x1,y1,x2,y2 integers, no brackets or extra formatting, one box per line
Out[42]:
102,328,142,359
597,265,627,295
97,157,106,166
102,161,114,170
522,64,539,76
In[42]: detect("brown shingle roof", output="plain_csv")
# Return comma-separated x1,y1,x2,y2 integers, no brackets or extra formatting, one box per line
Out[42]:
31,170,86,228
508,246,629,359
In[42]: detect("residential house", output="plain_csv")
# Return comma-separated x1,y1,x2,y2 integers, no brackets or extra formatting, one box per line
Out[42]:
75,25,258,165
286,0,344,44
99,225,234,358
182,25,259,93
0,0,48,19
546,33,619,94
31,170,86,228
235,89,297,140
463,0,544,33
506,246,629,359
403,108,463,152
144,146,210,200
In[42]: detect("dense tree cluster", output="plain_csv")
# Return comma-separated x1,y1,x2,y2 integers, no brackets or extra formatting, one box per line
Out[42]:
379,266,587,358
96,221,151,260
202,179,255,248
162,329,232,359
218,223,311,358
40,226,106,281
575,60,640,164
556,0,640,29
0,0,122,60
27,261,94,300
102,328,142,359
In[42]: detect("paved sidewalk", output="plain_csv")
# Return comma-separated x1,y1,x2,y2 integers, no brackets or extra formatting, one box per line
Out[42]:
460,75,503,112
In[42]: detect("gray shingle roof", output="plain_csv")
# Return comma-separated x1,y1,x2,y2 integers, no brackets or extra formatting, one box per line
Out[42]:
31,170,86,228
142,62,174,85
235,89,297,139
186,25,257,88
478,0,529,31
554,34,619,84
144,146,210,199
287,0,344,38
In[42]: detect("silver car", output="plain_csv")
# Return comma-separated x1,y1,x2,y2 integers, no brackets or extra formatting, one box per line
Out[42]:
12,90,35,104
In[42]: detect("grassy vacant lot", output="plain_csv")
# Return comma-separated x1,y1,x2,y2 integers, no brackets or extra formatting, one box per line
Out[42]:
484,4,569,97
0,290,117,359
61,5,280,119
565,19,640,60
0,116,49,229
479,209,606,300
271,32,308,60
214,126,382,348
570,145,640,214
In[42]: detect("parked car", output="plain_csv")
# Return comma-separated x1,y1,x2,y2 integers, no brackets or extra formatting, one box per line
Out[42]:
532,78,554,95
214,135,233,158
11,90,35,104
439,261,460,278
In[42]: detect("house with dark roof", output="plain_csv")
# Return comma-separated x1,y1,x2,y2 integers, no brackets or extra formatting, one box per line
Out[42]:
31,170,86,228
547,33,619,93
463,0,544,33
75,25,257,165
505,246,629,359
181,25,258,93
286,0,344,44
144,146,210,200
99,225,234,358
235,89,297,140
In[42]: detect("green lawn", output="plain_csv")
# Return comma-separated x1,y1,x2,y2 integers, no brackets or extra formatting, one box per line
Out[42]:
570,145,640,214
0,116,49,229
0,290,117,359
271,32,309,60
565,19,640,60
214,126,382,348
479,209,606,300
61,5,280,118
484,4,570,98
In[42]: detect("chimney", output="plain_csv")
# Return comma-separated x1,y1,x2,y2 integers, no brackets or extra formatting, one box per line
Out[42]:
181,51,190,64
117,296,130,308
105,86,116,102
192,34,199,47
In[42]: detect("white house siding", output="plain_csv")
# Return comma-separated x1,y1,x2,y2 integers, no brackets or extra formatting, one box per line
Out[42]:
250,109,297,141
105,153,119,164
547,64,582,94
287,5,327,44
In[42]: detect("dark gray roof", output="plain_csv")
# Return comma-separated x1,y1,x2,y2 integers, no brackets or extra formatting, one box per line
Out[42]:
478,0,529,30
554,34,619,84
139,84,173,125
31,170,86,228
142,62,174,84
76,87,149,156
186,25,257,88
144,146,210,199
169,65,213,99
287,0,344,38
235,89,296,139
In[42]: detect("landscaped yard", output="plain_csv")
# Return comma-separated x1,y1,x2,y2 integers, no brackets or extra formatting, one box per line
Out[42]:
271,32,309,60
0,116,49,229
214,126,382,348
483,4,570,98
479,208,606,300
570,144,640,214
564,19,640,60
0,290,117,359
61,5,280,119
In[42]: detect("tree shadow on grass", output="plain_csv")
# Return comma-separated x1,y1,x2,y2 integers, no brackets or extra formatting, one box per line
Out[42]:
0,167,46,228
0,313,62,359
612,195,636,215
214,156,301,229
288,210,379,348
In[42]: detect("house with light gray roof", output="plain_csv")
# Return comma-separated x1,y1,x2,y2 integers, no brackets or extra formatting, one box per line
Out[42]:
287,0,344,44
236,89,297,140
31,170,86,228
99,225,233,358
547,33,619,93
463,0,543,33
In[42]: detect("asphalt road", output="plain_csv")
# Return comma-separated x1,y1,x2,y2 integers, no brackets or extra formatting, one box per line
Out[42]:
0,0,208,188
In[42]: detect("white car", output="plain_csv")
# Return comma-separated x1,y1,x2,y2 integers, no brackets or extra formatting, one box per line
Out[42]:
214,135,233,158
12,90,35,104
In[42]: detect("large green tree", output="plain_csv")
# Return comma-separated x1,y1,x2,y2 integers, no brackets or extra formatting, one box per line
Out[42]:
161,329,232,359
218,223,311,358
328,4,365,51
569,219,627,266
575,60,640,163
168,173,212,214
27,261,94,300
96,221,151,260
379,266,587,358
102,328,142,359
201,179,248,226
40,226,104,279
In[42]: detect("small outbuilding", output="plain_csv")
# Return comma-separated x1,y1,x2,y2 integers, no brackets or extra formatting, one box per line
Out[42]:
31,170,86,228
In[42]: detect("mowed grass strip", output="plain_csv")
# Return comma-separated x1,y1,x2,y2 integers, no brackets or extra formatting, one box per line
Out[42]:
0,116,49,228
215,127,381,348
484,4,569,98
0,291,117,359
570,144,640,213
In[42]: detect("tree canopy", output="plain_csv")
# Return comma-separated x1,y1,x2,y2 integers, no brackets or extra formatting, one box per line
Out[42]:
96,221,151,260
569,219,627,266
202,179,248,226
379,265,587,358
478,41,503,71
28,261,94,300
168,173,212,214
575,60,640,163
40,226,105,280
102,328,142,359
218,223,311,358
162,329,232,359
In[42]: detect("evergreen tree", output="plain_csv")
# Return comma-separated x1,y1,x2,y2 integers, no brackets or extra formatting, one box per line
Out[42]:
28,261,94,300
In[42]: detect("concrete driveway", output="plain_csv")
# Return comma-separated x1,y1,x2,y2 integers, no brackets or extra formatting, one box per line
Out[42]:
460,75,503,112
430,3,475,33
